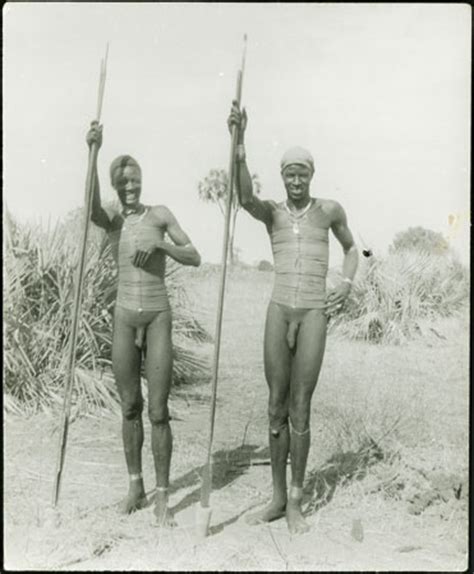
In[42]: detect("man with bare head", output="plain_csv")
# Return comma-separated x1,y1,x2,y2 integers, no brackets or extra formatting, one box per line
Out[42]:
86,122,201,527
228,102,359,534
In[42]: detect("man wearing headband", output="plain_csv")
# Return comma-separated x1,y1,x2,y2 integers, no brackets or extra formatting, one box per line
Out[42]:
86,121,201,527
228,102,358,534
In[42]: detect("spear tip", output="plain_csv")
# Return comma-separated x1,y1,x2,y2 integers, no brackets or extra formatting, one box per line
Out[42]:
241,34,248,73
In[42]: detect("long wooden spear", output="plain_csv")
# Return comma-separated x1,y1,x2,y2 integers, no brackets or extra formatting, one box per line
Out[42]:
52,45,109,507
196,35,248,538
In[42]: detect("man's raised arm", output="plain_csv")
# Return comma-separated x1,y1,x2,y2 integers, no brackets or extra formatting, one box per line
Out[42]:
86,121,112,231
228,102,273,226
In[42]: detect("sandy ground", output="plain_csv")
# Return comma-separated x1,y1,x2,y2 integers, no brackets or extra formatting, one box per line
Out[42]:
3,268,469,571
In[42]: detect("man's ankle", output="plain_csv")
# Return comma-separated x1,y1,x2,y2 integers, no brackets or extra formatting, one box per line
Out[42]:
128,473,145,492
272,492,288,507
288,485,304,501
155,486,169,499
129,472,143,482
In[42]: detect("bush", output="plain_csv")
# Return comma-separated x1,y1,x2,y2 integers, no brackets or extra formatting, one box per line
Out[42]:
390,226,450,256
3,209,210,414
328,251,469,344
257,260,273,272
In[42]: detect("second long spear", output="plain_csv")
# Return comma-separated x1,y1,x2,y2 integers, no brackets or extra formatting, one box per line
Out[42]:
196,35,248,538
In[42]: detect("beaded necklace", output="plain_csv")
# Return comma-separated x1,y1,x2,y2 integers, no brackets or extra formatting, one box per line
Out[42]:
284,198,314,235
122,206,148,230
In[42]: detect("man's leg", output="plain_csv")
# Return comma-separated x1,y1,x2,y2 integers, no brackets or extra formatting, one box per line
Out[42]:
287,309,327,534
112,310,147,514
145,310,176,527
247,302,291,525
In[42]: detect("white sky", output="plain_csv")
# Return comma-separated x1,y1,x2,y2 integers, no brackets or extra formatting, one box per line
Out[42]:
3,3,471,264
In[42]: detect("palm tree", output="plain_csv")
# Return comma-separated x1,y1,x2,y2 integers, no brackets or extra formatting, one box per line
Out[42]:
198,168,261,265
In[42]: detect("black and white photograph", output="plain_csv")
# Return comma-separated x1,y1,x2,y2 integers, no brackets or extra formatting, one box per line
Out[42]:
3,2,470,571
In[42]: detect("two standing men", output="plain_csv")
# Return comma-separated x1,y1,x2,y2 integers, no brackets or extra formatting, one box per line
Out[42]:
86,96,358,532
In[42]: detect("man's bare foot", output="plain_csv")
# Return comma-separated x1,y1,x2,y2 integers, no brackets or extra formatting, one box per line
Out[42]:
153,490,176,528
245,500,286,525
286,498,310,534
119,482,147,515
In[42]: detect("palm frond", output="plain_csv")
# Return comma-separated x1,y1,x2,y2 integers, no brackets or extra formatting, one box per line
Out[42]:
4,212,210,415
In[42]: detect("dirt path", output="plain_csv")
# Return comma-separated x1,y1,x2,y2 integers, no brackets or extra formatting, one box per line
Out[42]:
4,269,468,571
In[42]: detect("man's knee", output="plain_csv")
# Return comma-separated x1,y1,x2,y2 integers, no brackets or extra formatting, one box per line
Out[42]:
268,400,289,437
289,401,311,434
148,404,170,426
121,397,143,421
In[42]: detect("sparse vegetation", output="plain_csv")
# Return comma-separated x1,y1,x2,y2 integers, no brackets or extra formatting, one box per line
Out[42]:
328,250,469,344
257,259,273,272
3,261,468,570
389,226,450,256
5,210,469,418
3,209,210,414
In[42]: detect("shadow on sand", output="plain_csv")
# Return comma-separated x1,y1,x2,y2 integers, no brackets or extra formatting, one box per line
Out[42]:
167,437,385,534
303,437,384,514
166,443,270,533
77,437,384,535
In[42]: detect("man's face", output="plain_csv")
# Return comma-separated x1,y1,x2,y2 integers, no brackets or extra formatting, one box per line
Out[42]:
114,165,142,209
282,164,313,202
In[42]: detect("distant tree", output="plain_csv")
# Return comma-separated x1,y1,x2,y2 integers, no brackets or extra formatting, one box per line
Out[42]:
389,226,450,256
198,168,261,266
257,259,273,272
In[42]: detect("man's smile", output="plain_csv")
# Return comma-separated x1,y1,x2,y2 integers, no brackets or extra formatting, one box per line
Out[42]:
124,191,140,203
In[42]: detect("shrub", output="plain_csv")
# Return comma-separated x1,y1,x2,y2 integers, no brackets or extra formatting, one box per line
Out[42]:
389,226,450,256
3,209,210,414
257,260,273,272
328,251,469,344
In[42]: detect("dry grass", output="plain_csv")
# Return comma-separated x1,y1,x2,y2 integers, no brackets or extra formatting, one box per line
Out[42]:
3,208,210,415
328,251,469,343
3,260,469,571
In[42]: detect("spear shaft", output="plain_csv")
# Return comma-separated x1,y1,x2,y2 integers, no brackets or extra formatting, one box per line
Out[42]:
200,35,248,511
52,47,108,506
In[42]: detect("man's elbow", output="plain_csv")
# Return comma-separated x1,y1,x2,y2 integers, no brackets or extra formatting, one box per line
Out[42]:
191,250,201,267
240,196,254,211
344,243,358,256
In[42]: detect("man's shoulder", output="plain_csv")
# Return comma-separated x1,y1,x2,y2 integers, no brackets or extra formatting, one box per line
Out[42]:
148,205,173,224
265,199,279,211
149,204,170,214
240,196,277,228
317,198,345,220
246,196,278,209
